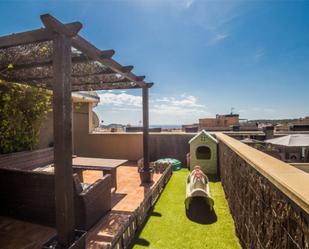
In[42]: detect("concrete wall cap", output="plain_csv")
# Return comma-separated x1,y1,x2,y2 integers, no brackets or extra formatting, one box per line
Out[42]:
216,132,309,215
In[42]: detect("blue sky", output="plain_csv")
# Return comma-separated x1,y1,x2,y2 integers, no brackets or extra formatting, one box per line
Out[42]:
1,0,309,125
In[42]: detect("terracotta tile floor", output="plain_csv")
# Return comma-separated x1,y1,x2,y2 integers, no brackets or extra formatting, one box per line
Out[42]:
85,163,163,249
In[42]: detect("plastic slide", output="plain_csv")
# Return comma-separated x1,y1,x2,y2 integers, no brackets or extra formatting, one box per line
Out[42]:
185,166,214,210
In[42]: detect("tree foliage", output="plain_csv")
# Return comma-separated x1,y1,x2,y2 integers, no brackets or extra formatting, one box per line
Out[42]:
0,82,52,153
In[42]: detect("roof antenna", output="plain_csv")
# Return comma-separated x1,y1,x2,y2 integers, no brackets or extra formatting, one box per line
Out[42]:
230,107,235,115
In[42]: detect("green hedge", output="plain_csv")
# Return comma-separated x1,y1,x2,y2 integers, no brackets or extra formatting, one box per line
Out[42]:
0,82,52,153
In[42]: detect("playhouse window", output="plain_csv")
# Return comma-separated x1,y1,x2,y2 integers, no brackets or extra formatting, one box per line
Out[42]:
196,146,211,160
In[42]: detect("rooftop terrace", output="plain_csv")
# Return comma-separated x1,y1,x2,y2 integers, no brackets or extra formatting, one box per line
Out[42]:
0,12,308,249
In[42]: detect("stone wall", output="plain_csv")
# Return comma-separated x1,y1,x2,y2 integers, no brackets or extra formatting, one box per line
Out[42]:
219,141,309,249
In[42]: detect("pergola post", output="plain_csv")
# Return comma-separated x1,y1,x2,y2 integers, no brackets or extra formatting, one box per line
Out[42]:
142,85,151,182
53,33,75,246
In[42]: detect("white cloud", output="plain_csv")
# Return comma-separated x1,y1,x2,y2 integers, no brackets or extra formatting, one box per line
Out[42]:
95,92,208,125
215,33,228,41
254,48,265,62
152,104,204,115
98,92,204,110
151,95,208,124
97,92,142,107
155,95,204,108
188,1,242,31
183,0,194,8
153,94,206,114
132,0,194,11
207,33,229,45
151,94,207,122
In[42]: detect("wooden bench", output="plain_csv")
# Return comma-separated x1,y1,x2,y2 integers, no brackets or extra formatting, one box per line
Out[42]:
0,147,54,171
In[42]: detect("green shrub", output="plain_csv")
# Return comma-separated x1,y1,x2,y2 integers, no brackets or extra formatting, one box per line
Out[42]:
0,82,52,153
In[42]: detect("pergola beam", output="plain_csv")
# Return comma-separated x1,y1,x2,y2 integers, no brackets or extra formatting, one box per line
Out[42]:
122,65,134,73
135,75,146,81
145,82,154,88
0,75,151,90
73,80,147,87
41,14,82,37
0,50,115,71
1,70,121,82
0,79,149,92
72,78,140,86
1,75,145,86
0,71,145,88
0,23,82,49
71,71,119,78
71,35,145,87
72,82,151,91
72,85,138,91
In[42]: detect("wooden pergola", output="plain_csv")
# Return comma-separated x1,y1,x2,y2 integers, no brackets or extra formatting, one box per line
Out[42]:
0,14,152,247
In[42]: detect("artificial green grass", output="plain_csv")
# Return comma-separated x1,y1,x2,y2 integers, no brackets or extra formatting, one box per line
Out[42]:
131,169,241,249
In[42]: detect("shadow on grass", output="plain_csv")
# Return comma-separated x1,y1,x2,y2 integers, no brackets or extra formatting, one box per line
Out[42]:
151,211,162,217
128,208,161,248
186,197,217,224
133,238,150,247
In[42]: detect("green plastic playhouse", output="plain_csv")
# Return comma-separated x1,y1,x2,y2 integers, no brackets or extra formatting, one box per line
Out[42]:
188,130,218,175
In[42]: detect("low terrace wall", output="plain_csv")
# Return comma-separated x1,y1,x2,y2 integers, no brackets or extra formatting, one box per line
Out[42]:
73,107,195,164
74,131,194,165
217,133,309,249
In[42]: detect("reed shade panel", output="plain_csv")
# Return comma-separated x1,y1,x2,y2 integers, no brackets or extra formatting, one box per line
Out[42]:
0,41,151,91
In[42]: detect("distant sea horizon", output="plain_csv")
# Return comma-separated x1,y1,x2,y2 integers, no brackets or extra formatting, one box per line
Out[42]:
150,124,182,129
101,123,183,129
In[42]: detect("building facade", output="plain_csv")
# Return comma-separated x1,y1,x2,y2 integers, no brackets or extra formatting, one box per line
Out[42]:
199,114,239,130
